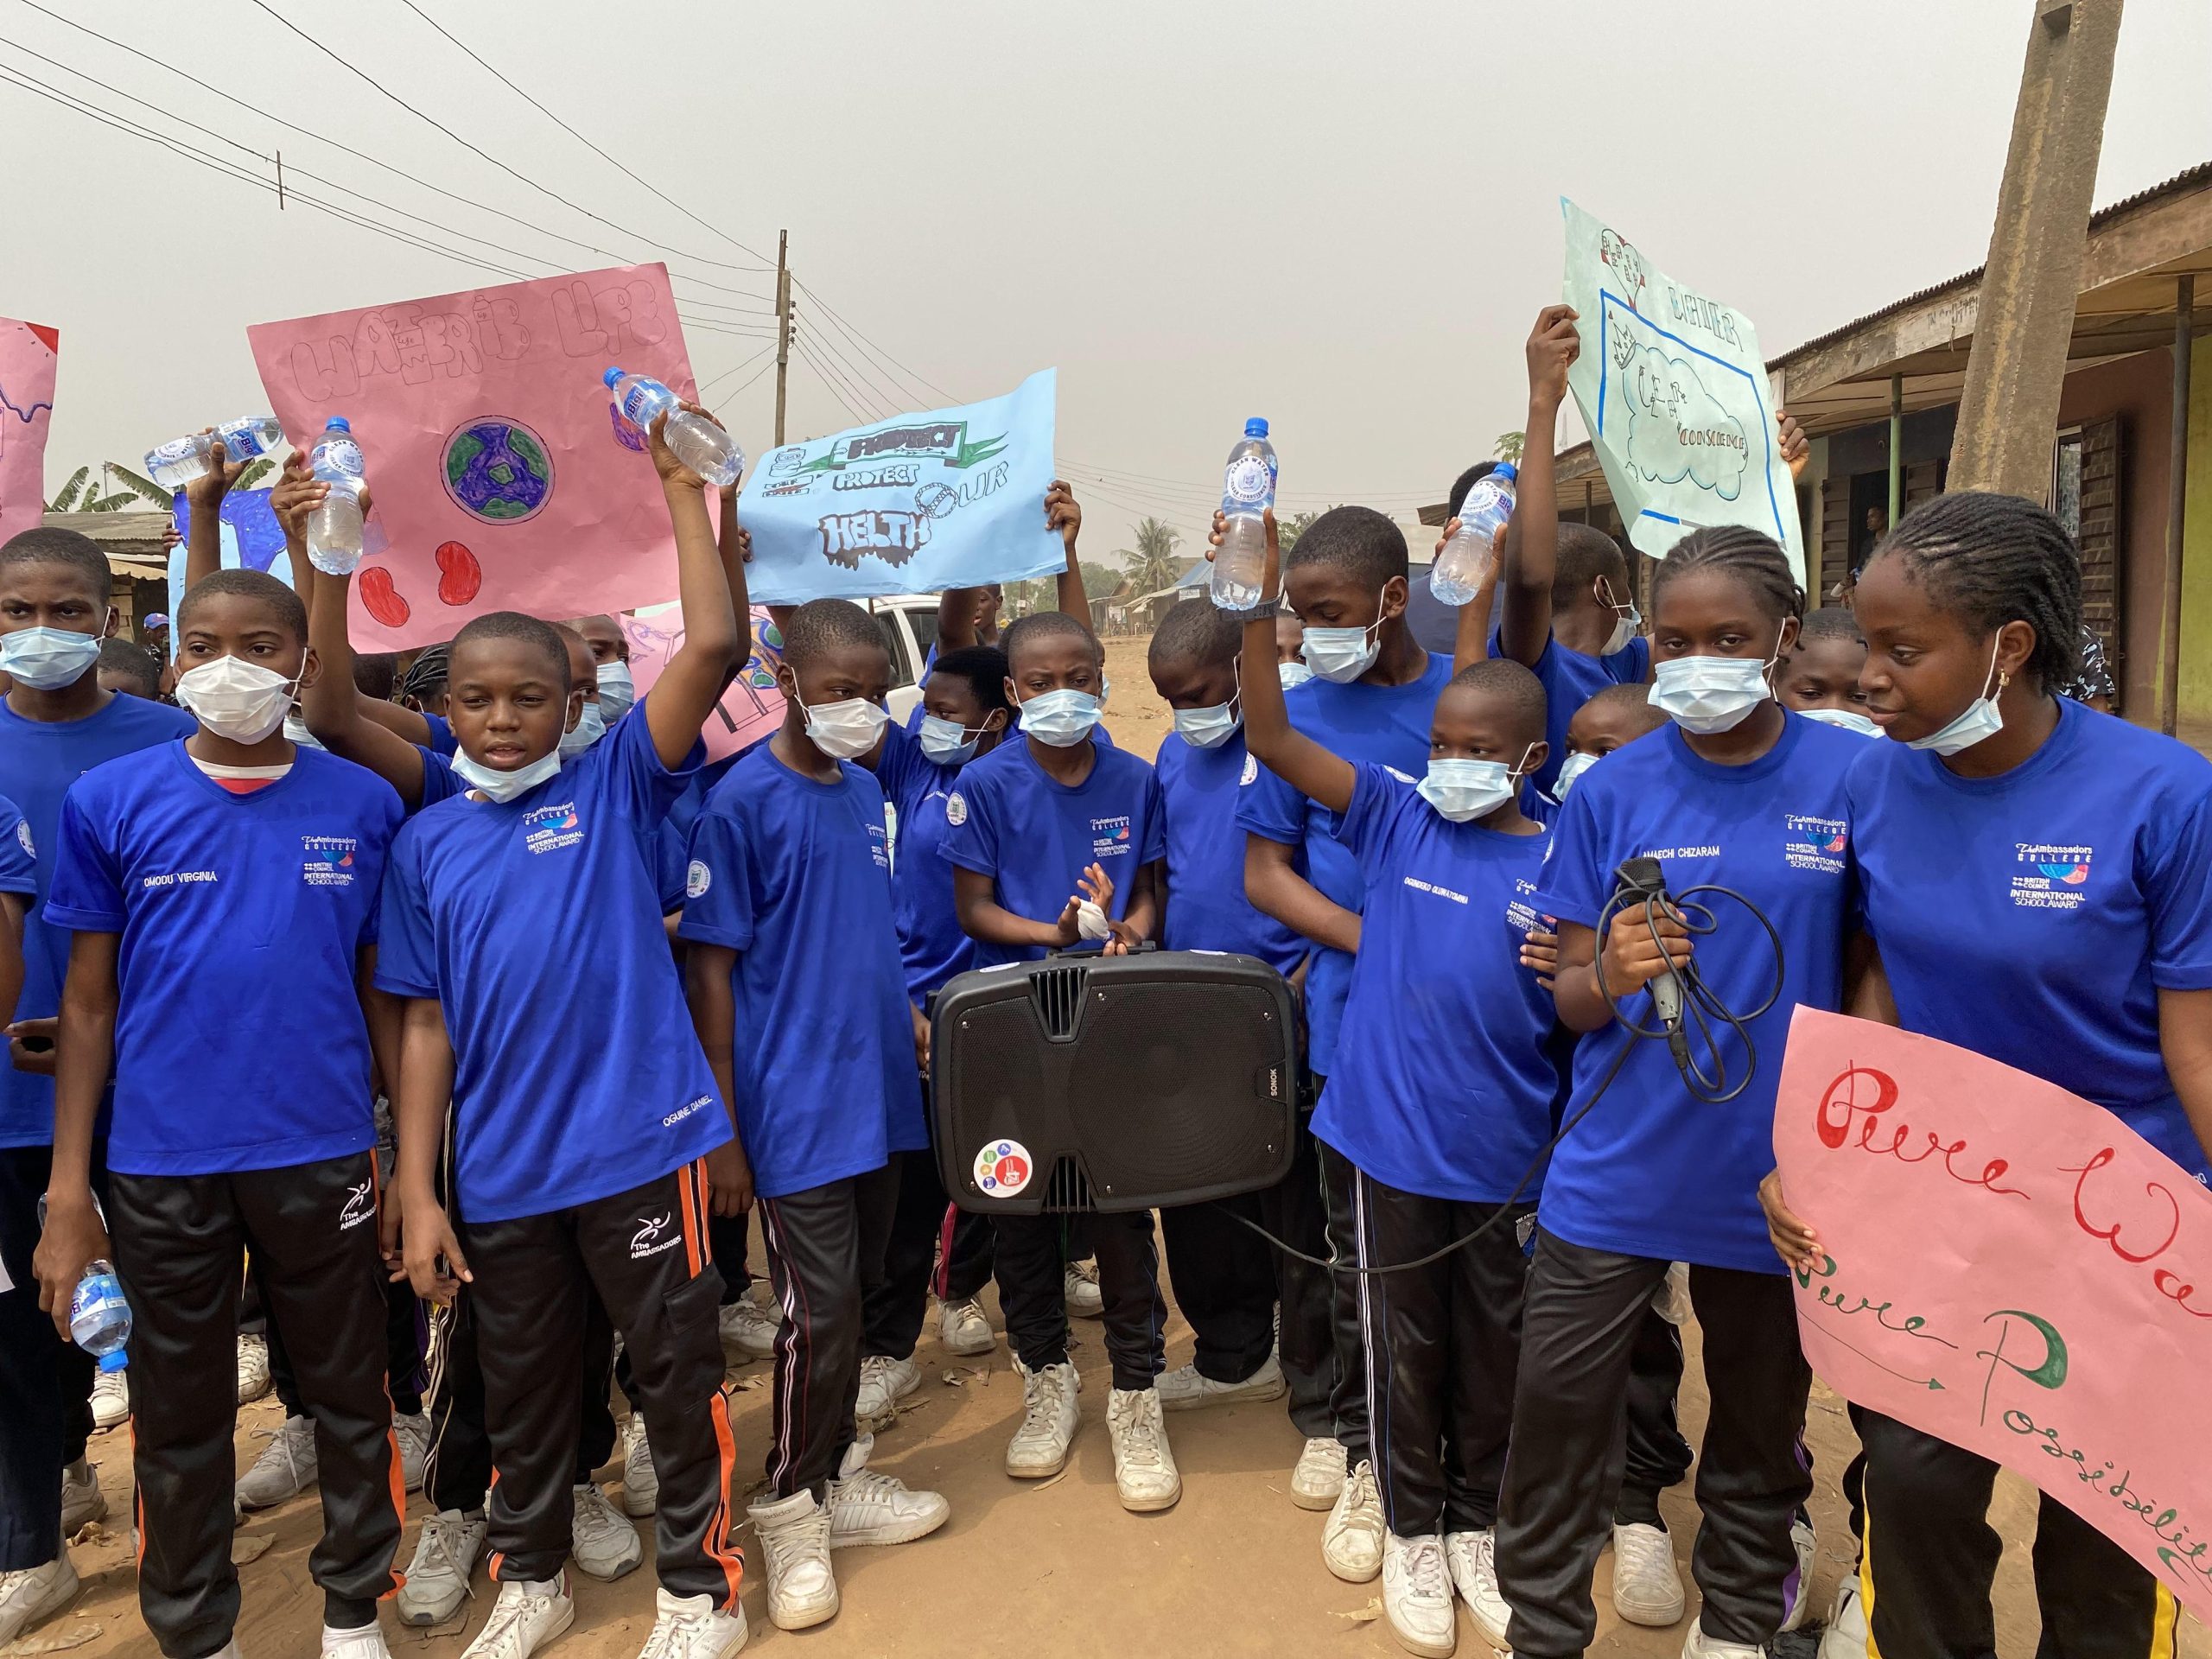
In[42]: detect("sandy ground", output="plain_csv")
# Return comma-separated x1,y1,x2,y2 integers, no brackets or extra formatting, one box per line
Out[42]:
35,649,2206,1658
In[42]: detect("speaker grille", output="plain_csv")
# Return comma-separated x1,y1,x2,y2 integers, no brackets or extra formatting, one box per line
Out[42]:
1031,963,1089,1039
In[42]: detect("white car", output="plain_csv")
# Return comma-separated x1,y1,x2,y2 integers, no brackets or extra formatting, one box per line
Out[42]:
864,594,947,723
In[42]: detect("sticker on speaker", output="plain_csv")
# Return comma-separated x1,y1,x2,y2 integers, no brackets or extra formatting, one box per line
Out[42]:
973,1139,1033,1198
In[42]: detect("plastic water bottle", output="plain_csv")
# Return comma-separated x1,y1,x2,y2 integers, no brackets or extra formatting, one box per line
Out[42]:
69,1259,130,1375
305,417,367,575
1430,462,1517,607
143,416,285,493
602,369,743,487
1210,418,1277,611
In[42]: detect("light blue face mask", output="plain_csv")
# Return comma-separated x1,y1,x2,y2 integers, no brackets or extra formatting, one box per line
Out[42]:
918,713,982,765
1416,756,1522,823
1017,687,1102,747
1905,636,2007,755
1649,653,1772,734
1798,706,1883,739
558,697,607,758
1172,696,1241,750
1554,750,1600,796
1279,660,1315,691
595,660,635,721
1302,615,1382,683
453,748,562,803
0,626,102,690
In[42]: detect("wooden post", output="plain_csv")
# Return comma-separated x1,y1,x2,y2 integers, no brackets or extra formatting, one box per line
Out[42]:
2160,273,2194,735
1887,374,1904,530
773,229,791,448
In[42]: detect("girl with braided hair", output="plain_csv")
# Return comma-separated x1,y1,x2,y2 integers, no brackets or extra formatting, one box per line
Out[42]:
1762,489,2212,1658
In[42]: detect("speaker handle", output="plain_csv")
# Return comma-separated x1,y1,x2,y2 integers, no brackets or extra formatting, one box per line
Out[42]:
1044,938,1161,959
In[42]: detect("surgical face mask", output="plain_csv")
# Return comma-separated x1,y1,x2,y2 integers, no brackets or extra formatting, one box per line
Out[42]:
1554,750,1600,797
918,713,985,766
1098,675,1112,708
1416,756,1522,823
1172,696,1241,750
1906,636,2007,756
1017,687,1102,747
558,697,607,758
1649,653,1772,734
283,713,326,753
1798,706,1883,739
1301,603,1384,683
1279,660,1315,691
0,626,101,690
175,654,301,744
595,660,635,720
453,748,562,803
1599,584,1642,657
803,696,890,761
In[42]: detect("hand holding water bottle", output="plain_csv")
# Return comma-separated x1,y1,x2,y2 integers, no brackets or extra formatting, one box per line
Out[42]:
639,397,736,493
604,369,743,488
1210,418,1277,611
144,416,283,494
180,429,256,516
32,1185,111,1341
305,418,368,575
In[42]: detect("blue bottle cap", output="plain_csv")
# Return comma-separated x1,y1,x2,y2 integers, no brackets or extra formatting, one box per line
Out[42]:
98,1348,127,1374
603,366,625,388
326,417,351,434
1244,418,1269,438
1492,461,1516,483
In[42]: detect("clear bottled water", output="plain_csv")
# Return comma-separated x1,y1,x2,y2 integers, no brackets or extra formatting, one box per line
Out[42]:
69,1258,130,1375
143,416,285,493
1210,418,1277,611
1429,462,1517,607
305,418,366,575
603,369,744,487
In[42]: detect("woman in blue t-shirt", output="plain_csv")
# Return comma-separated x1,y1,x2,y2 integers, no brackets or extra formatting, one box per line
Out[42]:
1499,526,1864,1659
1762,492,2212,1659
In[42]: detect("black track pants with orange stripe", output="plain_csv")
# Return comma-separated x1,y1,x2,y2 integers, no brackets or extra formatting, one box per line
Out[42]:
109,1150,403,1659
456,1160,742,1608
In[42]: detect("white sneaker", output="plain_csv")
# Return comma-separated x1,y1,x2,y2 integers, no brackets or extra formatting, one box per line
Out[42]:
1818,1576,1868,1659
936,1295,995,1357
853,1354,920,1433
397,1508,486,1626
825,1437,950,1548
1105,1388,1179,1512
321,1618,391,1659
569,1483,643,1581
237,1333,271,1405
1382,1534,1457,1658
238,1415,318,1510
394,1411,430,1495
1780,1516,1818,1631
1064,1259,1103,1318
1154,1352,1287,1412
1292,1435,1348,1510
60,1459,105,1534
717,1297,779,1363
1323,1459,1386,1583
620,1415,658,1518
0,1551,79,1645
635,1586,747,1659
88,1367,128,1432
1611,1521,1686,1626
1681,1622,1765,1659
1444,1528,1510,1647
747,1489,837,1631
1004,1359,1080,1479
459,1573,573,1659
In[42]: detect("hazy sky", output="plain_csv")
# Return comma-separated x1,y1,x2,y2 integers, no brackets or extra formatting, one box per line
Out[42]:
10,0,2211,565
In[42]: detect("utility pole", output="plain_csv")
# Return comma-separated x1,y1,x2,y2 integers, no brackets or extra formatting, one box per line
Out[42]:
773,229,791,447
1946,0,2123,498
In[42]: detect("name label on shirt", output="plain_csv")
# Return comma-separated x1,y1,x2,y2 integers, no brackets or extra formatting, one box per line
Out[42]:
141,870,219,890
302,835,360,888
2012,842,2094,911
523,801,585,855
1402,874,1468,906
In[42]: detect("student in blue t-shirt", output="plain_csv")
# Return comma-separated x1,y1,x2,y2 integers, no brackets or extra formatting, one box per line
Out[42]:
1776,607,1881,741
681,597,950,1633
1141,601,1299,1421
1236,505,1562,1656
940,609,1179,1512
1762,493,2212,1659
376,408,749,1659
1230,499,1449,1569
1497,526,1859,1659
32,567,406,1659
0,524,197,1642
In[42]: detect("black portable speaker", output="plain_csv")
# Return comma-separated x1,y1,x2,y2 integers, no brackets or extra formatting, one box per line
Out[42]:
931,948,1298,1215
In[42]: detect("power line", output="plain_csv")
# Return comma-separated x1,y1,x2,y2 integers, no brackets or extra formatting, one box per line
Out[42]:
791,334,874,427
697,342,778,398
791,278,960,406
719,351,783,401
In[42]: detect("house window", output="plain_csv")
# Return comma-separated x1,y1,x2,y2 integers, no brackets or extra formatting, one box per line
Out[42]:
2052,427,2085,539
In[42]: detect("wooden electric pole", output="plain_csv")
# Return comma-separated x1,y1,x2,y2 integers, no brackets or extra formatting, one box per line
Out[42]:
773,229,791,447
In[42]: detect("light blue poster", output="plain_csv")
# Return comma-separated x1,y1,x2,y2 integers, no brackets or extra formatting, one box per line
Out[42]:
168,488,293,620
737,369,1062,604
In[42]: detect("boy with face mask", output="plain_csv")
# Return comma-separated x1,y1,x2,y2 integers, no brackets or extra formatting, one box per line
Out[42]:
33,567,408,1659
0,526,194,1644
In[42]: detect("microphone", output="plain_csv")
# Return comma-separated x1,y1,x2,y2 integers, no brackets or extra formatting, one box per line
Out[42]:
1613,856,1685,1039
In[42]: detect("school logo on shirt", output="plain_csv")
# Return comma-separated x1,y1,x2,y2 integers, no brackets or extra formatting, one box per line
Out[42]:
685,859,712,900
521,801,585,855
2012,842,2094,911
1090,815,1133,861
1505,874,1541,935
629,1212,681,1261
1241,753,1259,786
1783,814,1849,876
869,817,891,873
338,1180,375,1232
945,790,968,827
14,820,29,858
1385,766,1416,785
301,835,359,888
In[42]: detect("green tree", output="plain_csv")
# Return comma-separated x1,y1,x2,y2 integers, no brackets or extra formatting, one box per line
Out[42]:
1120,517,1184,598
1277,509,1324,554
1493,430,1526,465
45,460,269,514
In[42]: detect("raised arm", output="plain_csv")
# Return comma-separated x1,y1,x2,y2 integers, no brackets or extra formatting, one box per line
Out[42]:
181,431,251,594
1498,305,1578,668
1449,520,1504,676
1230,509,1354,817
643,408,744,769
1046,480,1089,620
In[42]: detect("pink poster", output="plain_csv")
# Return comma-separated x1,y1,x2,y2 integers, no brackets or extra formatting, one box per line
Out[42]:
620,602,786,762
248,265,701,651
1773,1007,2212,1608
0,320,59,549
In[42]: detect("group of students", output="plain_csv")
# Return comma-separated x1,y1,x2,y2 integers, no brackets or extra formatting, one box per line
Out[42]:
0,302,2203,1659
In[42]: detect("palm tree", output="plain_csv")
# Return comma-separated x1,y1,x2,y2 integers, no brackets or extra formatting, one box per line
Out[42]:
1493,430,1526,466
1122,517,1184,598
1277,509,1324,554
45,460,270,514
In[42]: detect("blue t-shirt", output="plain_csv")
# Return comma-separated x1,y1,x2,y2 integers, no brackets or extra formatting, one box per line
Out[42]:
420,710,461,758
1847,699,2212,1179
941,735,1166,969
1314,764,1558,1204
678,745,924,1199
1533,713,1862,1273
376,704,729,1224
0,693,196,1148
1494,626,1650,797
0,798,37,899
1155,729,1304,976
1235,652,1452,1075
874,719,975,1001
46,745,402,1176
